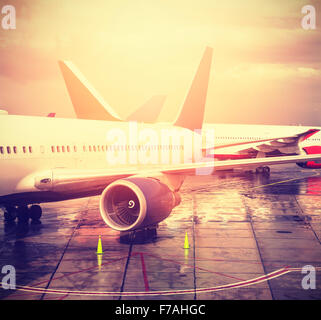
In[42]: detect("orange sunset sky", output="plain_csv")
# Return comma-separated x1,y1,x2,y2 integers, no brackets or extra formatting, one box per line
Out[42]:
0,0,320,125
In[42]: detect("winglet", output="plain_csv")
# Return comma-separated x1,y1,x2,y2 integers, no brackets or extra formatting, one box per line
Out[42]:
58,61,121,121
126,95,166,122
174,47,213,131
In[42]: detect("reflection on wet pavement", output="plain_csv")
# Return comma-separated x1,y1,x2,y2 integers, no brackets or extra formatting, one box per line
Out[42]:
1,164,321,300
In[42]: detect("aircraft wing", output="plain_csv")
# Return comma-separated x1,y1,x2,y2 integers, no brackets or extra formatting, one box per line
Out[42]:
206,129,319,159
164,153,321,175
31,153,321,194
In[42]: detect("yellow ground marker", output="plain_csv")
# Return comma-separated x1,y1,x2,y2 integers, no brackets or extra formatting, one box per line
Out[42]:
184,232,190,249
96,235,103,255
97,254,102,271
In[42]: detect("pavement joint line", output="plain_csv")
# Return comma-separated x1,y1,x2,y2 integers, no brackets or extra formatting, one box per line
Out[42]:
138,251,246,281
241,195,275,300
294,195,321,245
39,219,82,300
192,195,197,300
118,239,134,300
39,198,91,300
9,250,251,299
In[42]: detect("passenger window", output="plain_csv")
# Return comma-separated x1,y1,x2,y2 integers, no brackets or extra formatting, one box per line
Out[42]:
23,146,26,153
29,146,32,153
74,146,77,152
7,146,11,154
62,146,65,152
89,146,92,152
67,146,70,152
57,146,60,152
0,146,3,154
13,146,17,154
51,146,55,153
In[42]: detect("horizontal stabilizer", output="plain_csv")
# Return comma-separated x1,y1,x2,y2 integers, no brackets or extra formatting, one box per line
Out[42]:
126,95,166,122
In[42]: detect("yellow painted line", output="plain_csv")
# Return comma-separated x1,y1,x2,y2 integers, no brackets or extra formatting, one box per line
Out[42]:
249,173,321,190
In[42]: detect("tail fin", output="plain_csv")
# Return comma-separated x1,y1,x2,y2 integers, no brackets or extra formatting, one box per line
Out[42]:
126,95,166,123
58,61,121,121
174,47,213,131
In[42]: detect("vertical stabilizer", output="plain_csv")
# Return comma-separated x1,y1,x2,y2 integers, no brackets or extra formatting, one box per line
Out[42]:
174,47,213,131
58,61,121,121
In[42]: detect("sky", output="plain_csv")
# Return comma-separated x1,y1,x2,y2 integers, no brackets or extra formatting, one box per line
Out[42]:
0,0,320,125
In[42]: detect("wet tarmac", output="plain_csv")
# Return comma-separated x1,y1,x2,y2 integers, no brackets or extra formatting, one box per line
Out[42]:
1,164,321,300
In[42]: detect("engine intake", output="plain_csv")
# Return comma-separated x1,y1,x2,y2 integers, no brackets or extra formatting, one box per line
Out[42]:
99,177,181,231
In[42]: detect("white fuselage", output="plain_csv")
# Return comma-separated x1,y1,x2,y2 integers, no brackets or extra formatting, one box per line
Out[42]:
0,114,320,205
0,115,195,202
203,123,321,149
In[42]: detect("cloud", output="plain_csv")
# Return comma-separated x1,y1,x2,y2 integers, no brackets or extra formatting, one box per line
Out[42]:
0,46,59,83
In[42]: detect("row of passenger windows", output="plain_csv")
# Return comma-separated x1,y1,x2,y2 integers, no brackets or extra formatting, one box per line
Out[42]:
218,136,321,141
0,146,32,154
218,137,265,140
0,144,184,155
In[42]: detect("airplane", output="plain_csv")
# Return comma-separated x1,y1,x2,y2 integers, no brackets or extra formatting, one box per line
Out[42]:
1,47,321,235
59,56,321,175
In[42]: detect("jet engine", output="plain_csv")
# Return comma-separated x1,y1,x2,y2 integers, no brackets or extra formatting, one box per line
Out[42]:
99,177,181,231
297,146,321,169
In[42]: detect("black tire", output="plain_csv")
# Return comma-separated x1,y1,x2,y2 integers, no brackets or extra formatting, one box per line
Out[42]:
4,206,17,222
29,205,42,220
256,167,263,174
17,206,29,222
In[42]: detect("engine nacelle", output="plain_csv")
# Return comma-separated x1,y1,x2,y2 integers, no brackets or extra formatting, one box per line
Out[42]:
99,177,181,231
297,146,321,169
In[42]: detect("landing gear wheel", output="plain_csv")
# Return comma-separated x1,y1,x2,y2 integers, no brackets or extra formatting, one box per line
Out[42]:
119,226,158,244
17,205,29,222
29,205,42,221
256,166,270,175
255,167,264,174
4,206,17,222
